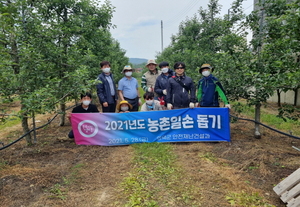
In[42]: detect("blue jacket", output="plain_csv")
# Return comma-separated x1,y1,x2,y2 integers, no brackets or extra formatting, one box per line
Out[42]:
154,69,175,100
197,75,229,107
96,73,118,104
166,75,196,108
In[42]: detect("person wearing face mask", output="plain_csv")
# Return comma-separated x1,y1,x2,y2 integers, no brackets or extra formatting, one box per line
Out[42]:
96,61,118,113
68,92,99,138
140,92,163,111
118,65,141,111
166,62,196,110
141,59,162,99
117,100,132,113
197,64,230,108
154,61,175,110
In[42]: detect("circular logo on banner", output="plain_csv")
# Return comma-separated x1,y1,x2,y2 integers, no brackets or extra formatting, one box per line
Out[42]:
78,120,98,138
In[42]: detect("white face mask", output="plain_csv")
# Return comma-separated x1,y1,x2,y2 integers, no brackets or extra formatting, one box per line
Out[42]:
125,72,132,77
202,70,211,77
121,106,129,111
161,67,168,73
82,100,91,106
102,67,110,73
146,100,154,105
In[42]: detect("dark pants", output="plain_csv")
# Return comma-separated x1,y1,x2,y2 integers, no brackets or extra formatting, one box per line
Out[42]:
68,130,74,138
101,102,117,113
124,97,139,111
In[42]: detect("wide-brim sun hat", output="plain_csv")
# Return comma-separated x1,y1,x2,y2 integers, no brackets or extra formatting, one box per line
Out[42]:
146,59,157,66
121,65,133,73
117,100,133,111
199,63,213,73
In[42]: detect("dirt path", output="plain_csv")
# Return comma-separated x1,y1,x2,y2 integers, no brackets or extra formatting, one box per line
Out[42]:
1,106,300,206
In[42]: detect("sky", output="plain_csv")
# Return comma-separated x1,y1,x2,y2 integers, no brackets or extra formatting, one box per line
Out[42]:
107,0,254,60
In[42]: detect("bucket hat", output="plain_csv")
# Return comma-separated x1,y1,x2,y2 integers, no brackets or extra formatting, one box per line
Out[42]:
121,65,133,73
117,100,133,111
146,59,157,66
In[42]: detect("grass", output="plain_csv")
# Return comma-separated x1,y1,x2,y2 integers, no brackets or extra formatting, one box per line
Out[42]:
48,163,84,200
0,160,8,171
226,191,276,207
232,101,300,136
0,117,21,130
120,142,198,207
199,152,217,163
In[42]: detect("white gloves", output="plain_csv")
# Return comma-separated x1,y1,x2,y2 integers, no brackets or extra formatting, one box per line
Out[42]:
189,102,195,109
138,98,142,106
163,89,167,95
167,103,173,110
147,87,153,92
225,104,231,109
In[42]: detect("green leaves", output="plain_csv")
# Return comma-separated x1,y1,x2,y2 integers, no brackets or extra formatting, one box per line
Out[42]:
0,0,128,142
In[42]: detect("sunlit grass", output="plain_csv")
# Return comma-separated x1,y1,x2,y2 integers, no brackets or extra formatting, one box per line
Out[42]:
120,143,197,206
0,117,21,131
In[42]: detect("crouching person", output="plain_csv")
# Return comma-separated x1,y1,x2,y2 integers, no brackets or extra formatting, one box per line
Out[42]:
141,92,162,111
68,92,99,138
117,100,132,113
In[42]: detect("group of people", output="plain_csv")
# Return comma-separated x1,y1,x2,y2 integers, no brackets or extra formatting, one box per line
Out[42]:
68,59,230,138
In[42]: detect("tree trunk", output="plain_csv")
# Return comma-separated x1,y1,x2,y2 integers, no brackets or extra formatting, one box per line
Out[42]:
294,88,298,106
254,103,261,139
276,89,281,107
21,104,32,145
32,111,37,144
59,103,66,126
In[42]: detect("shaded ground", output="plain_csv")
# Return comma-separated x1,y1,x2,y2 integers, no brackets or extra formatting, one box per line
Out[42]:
0,102,300,207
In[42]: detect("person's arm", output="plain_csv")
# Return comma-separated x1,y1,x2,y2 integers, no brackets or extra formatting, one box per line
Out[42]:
96,76,107,103
141,74,148,92
140,103,147,111
137,88,140,99
215,82,229,105
117,79,125,101
197,81,202,103
137,85,142,105
154,78,163,95
118,90,125,101
190,80,196,103
92,104,99,112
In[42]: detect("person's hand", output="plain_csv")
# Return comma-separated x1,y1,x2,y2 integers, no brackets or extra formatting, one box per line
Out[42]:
138,98,142,106
189,102,195,109
147,87,153,92
225,104,231,109
167,103,173,110
163,89,167,95
103,102,108,107
195,102,199,107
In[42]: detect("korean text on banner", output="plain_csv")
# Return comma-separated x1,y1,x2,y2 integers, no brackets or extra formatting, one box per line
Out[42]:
71,108,230,146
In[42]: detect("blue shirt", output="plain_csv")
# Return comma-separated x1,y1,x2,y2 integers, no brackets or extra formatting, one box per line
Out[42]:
118,77,138,99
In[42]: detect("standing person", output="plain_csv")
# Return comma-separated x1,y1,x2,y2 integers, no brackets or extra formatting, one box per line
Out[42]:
166,62,196,110
68,92,99,138
118,65,141,111
141,59,161,99
197,64,230,108
154,61,175,109
96,61,118,113
140,92,163,111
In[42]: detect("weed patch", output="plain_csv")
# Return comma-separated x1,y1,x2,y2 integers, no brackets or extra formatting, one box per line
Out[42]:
47,163,84,200
226,191,276,207
121,143,198,206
